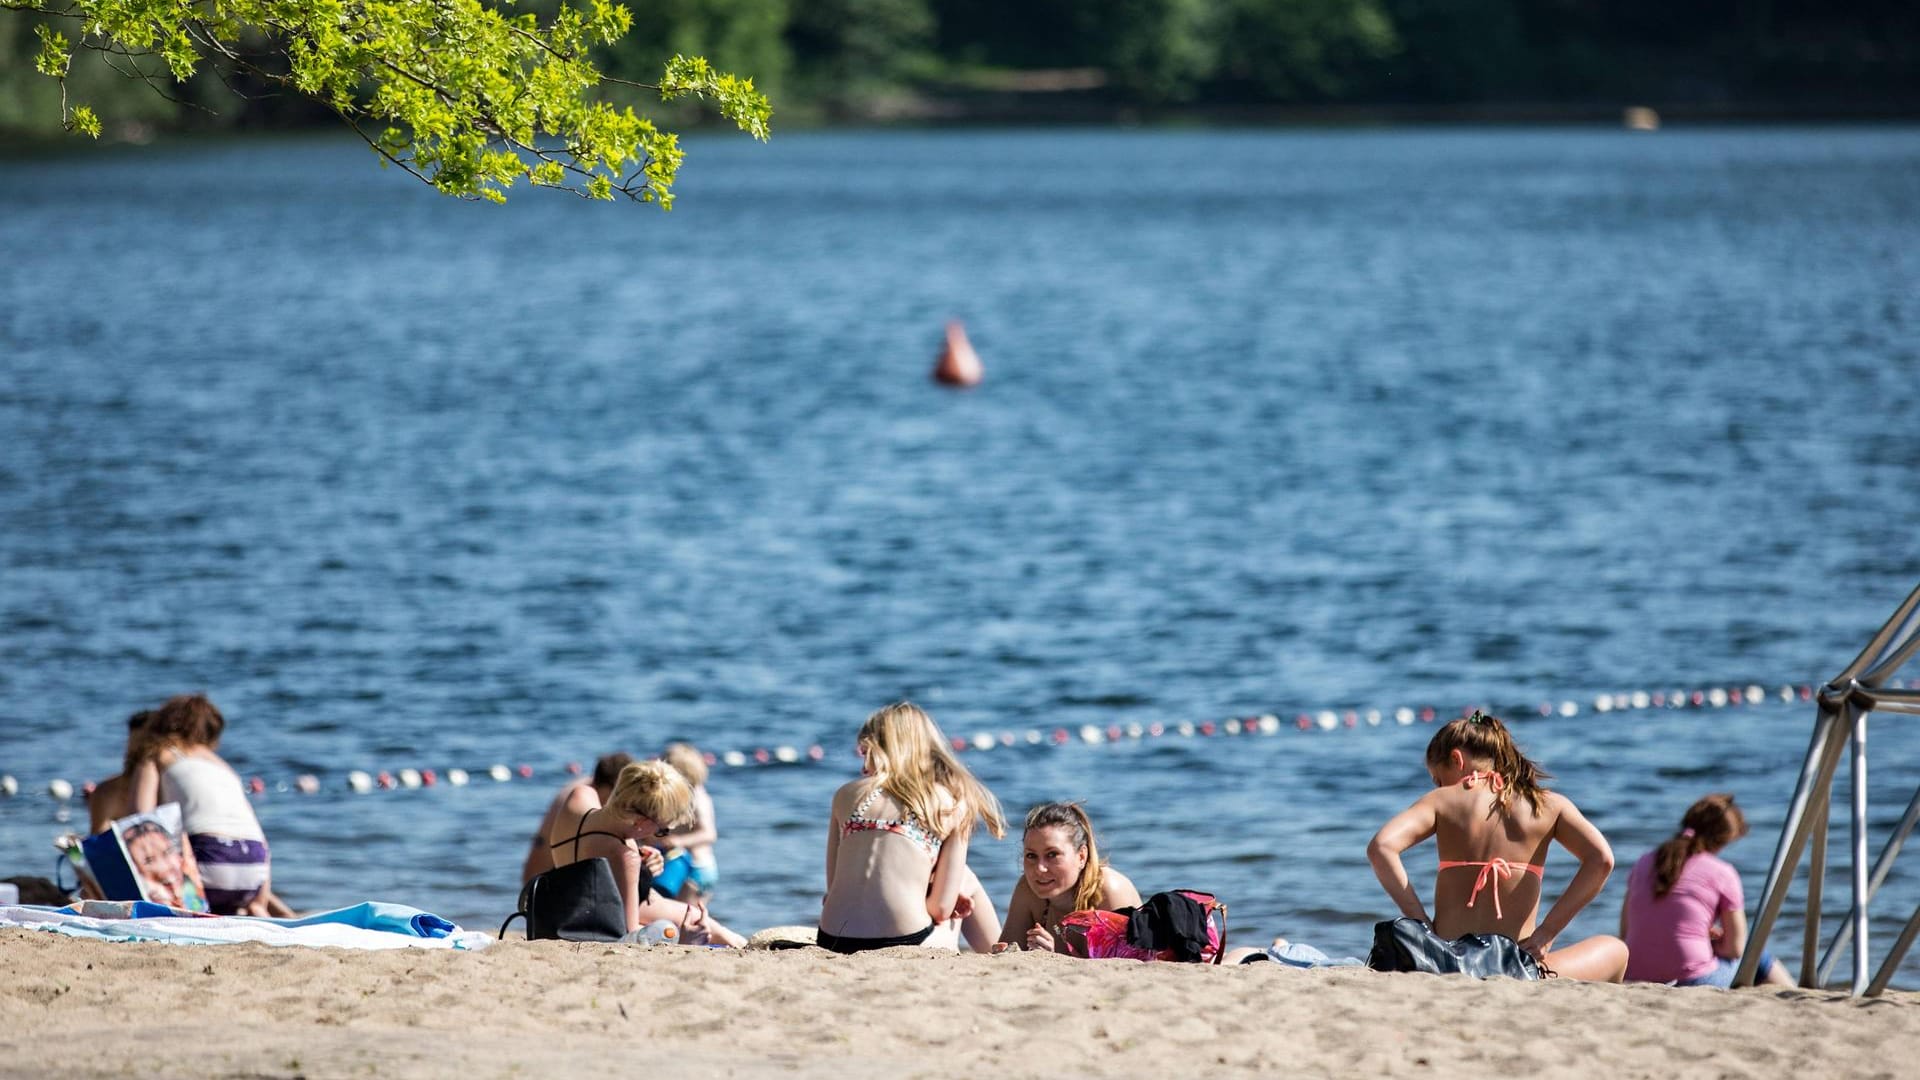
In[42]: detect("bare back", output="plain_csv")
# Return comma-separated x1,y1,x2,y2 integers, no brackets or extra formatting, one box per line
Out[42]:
821,777,954,939
1428,785,1564,939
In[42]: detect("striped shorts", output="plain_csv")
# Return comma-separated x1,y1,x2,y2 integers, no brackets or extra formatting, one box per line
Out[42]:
188,834,270,915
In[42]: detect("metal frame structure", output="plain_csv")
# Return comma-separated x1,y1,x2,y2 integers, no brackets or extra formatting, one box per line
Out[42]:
1738,583,1920,994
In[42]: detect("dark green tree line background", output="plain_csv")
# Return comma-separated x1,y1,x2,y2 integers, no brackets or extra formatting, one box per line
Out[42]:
5,0,1917,139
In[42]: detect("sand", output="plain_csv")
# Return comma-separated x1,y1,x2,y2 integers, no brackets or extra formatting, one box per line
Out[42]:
1,930,1915,1079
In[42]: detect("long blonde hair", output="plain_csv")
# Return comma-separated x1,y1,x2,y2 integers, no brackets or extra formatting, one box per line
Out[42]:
857,702,1006,840
1025,802,1106,912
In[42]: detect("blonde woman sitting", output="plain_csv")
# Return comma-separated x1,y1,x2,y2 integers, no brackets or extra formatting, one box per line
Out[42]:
820,703,1006,953
546,760,746,947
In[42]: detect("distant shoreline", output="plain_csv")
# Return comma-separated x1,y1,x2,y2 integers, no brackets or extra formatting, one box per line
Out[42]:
829,91,1920,129
5,96,1920,156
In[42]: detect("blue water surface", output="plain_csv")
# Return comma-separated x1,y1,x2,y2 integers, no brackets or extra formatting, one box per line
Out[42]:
2,126,1918,982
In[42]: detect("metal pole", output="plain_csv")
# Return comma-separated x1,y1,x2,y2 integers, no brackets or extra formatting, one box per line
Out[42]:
1853,688,1920,716
1817,783,1920,985
1861,621,1920,684
1850,708,1870,995
1866,903,1920,998
1802,794,1828,987
1835,583,1920,683
1739,705,1846,987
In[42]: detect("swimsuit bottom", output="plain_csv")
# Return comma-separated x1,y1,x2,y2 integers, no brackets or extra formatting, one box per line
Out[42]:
654,851,693,896
815,924,935,954
188,834,269,916
656,851,719,896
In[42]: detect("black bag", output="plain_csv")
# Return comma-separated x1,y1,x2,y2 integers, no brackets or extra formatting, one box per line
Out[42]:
498,857,627,942
1125,890,1228,963
1366,917,1544,980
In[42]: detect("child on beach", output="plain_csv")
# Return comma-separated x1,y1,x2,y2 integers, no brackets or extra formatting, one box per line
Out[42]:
996,802,1142,953
544,760,747,947
521,751,633,886
1367,711,1628,981
127,694,275,916
820,702,1006,954
655,743,720,900
1620,794,1793,987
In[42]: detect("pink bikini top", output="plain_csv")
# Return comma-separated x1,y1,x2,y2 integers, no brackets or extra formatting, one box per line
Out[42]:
1439,771,1544,920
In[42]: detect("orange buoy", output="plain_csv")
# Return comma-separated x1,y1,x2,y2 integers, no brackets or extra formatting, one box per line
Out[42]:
932,320,983,388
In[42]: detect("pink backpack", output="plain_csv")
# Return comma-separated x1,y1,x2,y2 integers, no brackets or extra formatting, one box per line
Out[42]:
1057,890,1228,964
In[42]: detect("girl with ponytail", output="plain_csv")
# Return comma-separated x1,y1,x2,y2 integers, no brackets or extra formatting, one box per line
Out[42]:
1621,794,1792,986
1368,710,1629,981
996,802,1142,953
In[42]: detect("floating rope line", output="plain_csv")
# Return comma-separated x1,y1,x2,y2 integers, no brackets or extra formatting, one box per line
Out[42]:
1,679,1895,805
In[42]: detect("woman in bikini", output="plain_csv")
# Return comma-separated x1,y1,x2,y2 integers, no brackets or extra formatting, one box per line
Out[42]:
819,702,1006,954
996,802,1141,953
1368,710,1627,981
546,760,747,947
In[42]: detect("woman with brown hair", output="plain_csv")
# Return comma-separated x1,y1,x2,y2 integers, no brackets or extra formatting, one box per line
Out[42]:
996,802,1141,953
1368,710,1627,981
1621,794,1792,986
128,694,273,916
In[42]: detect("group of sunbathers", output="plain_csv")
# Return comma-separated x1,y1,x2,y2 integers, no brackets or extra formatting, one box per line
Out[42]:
76,691,1786,984
530,699,1794,986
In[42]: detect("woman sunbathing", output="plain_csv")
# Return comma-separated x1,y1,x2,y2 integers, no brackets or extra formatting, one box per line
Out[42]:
996,802,1141,953
545,760,746,947
1368,711,1627,981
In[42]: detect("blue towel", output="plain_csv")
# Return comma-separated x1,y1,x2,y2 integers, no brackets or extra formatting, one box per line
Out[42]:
270,902,456,939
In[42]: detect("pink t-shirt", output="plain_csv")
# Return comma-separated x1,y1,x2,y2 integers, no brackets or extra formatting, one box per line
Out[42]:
1623,849,1744,983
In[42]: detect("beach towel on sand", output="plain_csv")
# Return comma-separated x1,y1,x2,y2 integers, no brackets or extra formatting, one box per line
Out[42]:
0,901,488,950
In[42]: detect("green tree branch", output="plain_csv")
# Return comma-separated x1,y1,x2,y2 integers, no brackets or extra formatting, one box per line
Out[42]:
3,0,771,205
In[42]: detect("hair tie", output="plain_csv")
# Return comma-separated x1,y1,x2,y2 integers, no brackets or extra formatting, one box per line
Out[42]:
1681,827,1697,839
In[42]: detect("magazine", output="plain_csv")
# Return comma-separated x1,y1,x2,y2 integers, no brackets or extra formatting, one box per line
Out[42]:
79,803,209,913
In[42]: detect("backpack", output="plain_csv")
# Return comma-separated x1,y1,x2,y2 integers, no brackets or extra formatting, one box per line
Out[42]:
1057,890,1228,964
498,857,627,942
1366,917,1544,979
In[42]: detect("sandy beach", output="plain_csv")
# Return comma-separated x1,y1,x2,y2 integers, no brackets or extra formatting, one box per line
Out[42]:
2,931,1915,1079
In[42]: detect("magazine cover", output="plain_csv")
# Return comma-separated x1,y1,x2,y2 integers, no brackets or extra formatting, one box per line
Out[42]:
80,803,209,912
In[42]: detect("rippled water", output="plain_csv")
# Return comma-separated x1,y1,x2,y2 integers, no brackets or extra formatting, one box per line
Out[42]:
3,127,1918,983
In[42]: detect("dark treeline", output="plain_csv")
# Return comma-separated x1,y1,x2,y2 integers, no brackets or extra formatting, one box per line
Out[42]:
4,0,1919,139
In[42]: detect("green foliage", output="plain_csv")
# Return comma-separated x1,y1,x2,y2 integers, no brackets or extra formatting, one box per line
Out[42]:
785,0,934,106
0,0,770,205
1083,0,1217,103
1214,0,1399,100
612,0,789,104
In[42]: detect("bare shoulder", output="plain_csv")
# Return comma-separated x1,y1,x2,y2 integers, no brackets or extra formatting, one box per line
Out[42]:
1101,866,1143,908
559,782,599,817
831,777,874,815
1540,789,1578,818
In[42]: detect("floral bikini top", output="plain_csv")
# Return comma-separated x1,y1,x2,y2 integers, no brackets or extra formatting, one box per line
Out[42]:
842,785,943,860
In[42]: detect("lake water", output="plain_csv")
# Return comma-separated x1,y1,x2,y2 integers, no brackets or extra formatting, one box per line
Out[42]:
3,126,1919,984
